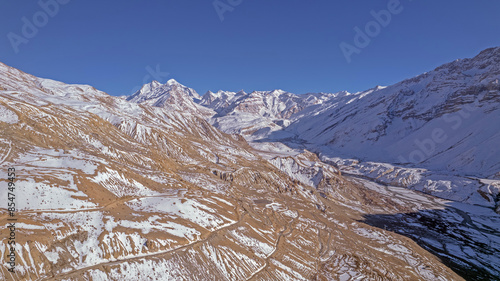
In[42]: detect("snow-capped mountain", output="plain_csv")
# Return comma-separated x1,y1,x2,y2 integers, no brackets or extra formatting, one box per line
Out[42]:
1,48,499,281
127,79,212,116
199,89,244,113
200,89,336,139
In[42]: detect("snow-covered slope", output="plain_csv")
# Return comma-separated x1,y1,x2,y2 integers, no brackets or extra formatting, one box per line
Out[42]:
281,47,500,178
200,89,337,139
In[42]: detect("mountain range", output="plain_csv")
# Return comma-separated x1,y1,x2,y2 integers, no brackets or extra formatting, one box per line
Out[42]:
132,47,500,211
0,47,499,280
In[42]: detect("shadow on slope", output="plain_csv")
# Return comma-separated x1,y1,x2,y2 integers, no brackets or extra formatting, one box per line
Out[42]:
359,204,500,281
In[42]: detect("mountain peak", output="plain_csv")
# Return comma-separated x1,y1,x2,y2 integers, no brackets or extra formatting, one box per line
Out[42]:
270,89,286,95
166,78,180,86
127,77,206,113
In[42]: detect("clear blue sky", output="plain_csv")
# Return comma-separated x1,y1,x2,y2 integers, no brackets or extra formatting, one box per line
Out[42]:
1,0,499,96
